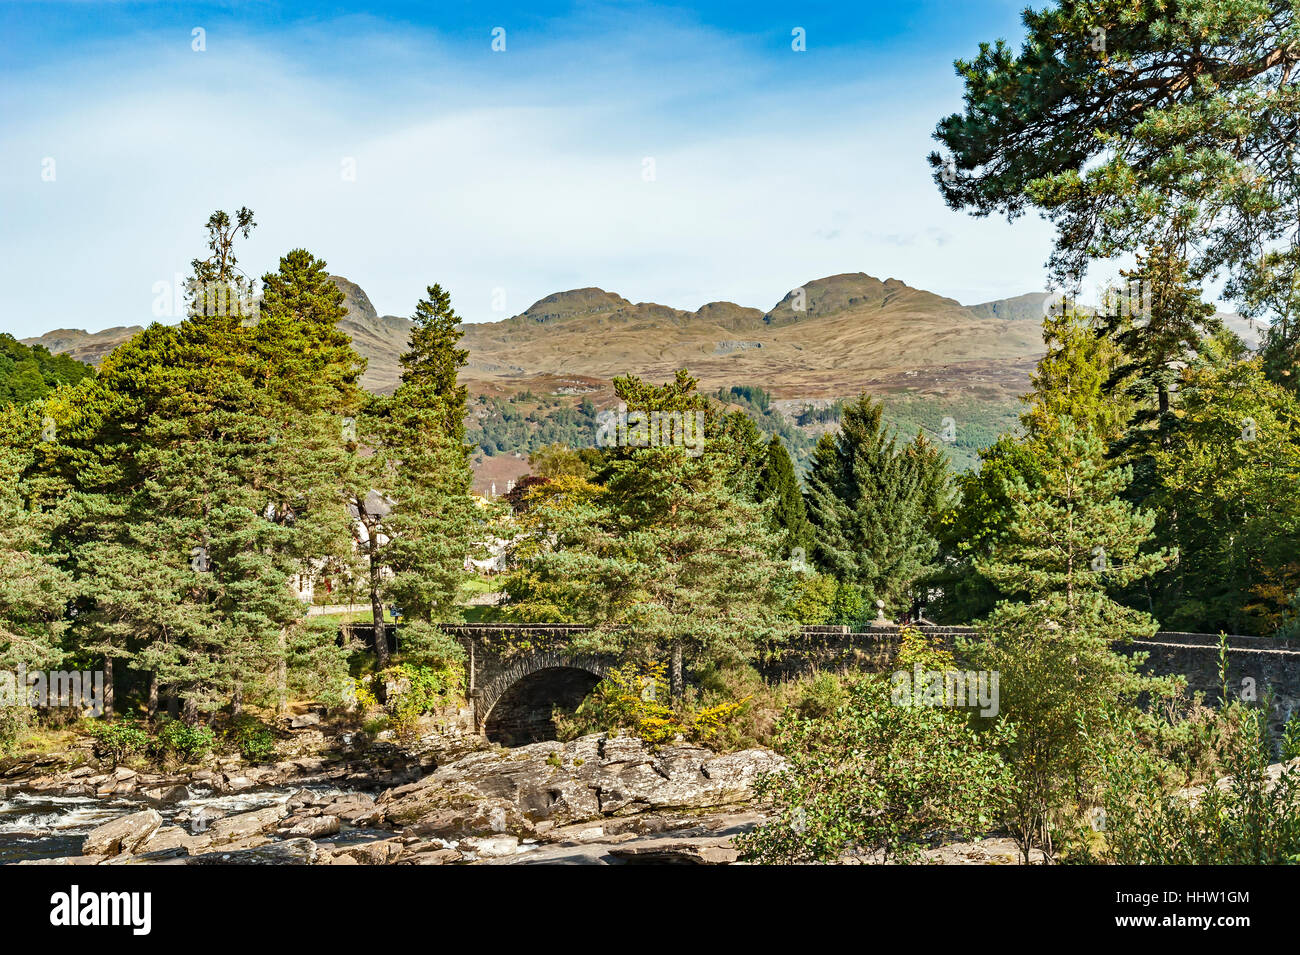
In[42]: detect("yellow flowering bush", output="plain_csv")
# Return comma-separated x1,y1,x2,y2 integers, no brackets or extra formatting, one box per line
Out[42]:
555,661,749,747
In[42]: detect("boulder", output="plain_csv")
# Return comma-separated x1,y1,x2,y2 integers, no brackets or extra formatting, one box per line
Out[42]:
284,788,319,811
189,838,319,865
96,768,139,797
608,838,739,864
339,838,404,865
375,734,784,836
207,805,286,845
318,792,377,822
139,825,211,855
142,784,191,806
318,850,360,865
281,815,341,839
83,809,163,857
403,846,463,865
462,835,520,858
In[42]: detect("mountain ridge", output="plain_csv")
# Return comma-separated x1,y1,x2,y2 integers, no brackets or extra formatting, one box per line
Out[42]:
20,272,1261,401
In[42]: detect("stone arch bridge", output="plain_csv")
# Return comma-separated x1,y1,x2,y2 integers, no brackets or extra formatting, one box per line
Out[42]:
346,623,1300,746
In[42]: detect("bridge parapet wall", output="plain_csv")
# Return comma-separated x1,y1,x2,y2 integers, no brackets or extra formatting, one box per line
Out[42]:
343,622,1300,735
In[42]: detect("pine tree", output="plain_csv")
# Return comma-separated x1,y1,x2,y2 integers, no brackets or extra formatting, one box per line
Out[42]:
399,284,468,442
251,249,365,415
72,307,295,717
0,412,72,674
51,210,371,718
932,1,1300,328
248,249,368,712
354,285,481,669
967,419,1171,860
803,394,949,614
504,373,798,698
757,434,812,557
1101,248,1219,494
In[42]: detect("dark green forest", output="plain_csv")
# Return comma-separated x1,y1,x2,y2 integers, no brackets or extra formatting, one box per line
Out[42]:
0,335,92,405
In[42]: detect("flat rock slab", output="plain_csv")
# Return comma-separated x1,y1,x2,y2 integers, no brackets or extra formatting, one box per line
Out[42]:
483,812,762,865
608,838,739,864
83,809,163,857
281,815,341,839
377,733,783,836
338,838,404,865
208,806,286,845
188,838,319,865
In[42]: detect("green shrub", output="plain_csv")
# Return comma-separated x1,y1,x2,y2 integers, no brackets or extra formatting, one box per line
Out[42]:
151,719,215,766
736,674,1011,864
0,706,28,755
791,672,847,721
555,662,749,747
1089,705,1300,864
227,715,277,763
88,720,150,768
828,581,867,628
1282,709,1300,762
787,572,837,625
377,661,465,737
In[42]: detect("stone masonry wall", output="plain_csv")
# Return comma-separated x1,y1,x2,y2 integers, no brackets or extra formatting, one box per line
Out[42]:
344,622,1300,736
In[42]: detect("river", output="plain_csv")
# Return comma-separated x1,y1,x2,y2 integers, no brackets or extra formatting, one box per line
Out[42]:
0,783,388,864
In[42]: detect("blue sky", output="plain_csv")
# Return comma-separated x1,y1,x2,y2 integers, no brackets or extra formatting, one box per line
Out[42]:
1,0,1070,337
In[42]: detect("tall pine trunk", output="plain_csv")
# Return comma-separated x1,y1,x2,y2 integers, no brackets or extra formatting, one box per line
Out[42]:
276,628,288,716
670,642,684,703
102,656,114,719
367,521,390,671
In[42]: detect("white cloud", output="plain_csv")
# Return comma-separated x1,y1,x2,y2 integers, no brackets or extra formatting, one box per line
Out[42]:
0,15,1062,338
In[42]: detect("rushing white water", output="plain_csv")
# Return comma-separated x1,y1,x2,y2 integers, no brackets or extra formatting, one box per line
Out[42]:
0,783,379,863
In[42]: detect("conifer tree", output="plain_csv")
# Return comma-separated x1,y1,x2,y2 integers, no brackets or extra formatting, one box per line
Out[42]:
251,250,365,415
932,0,1300,336
757,434,812,558
968,419,1170,859
929,436,1042,623
242,252,366,710
504,372,797,698
354,285,481,668
1150,352,1300,634
803,394,949,613
399,284,468,442
0,416,72,674
1022,306,1131,445
55,210,369,718
1100,248,1219,494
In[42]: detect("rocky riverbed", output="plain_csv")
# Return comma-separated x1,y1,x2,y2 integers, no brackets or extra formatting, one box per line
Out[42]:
0,726,788,865
0,721,1089,865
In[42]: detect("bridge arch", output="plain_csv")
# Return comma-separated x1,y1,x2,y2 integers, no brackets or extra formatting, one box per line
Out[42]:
475,651,612,747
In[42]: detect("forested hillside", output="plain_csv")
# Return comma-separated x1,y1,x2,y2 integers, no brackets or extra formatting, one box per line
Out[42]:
0,334,92,404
